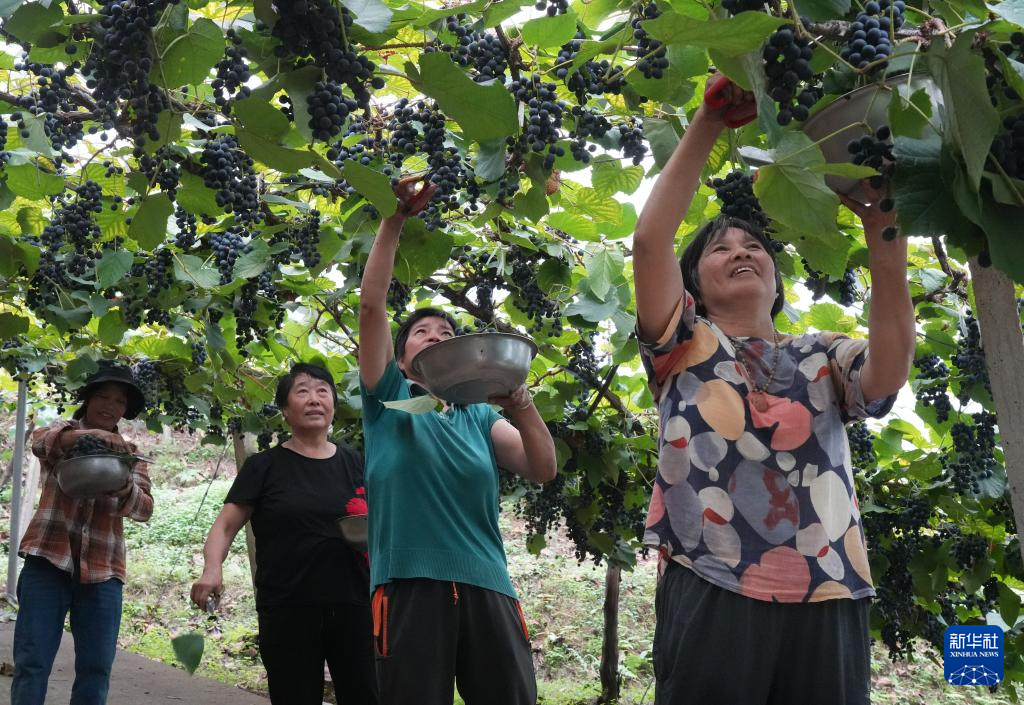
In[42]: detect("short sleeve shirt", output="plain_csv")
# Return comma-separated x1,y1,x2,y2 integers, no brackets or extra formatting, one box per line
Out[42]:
224,444,370,609
640,293,895,603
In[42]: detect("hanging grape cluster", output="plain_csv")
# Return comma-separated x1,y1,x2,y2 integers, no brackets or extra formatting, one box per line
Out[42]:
709,170,769,229
943,412,999,496
913,354,952,423
951,311,991,401
632,2,669,80
200,135,262,223
763,25,822,125
212,28,253,112
510,75,568,171
841,0,904,71
802,259,858,306
436,15,508,83
556,32,625,102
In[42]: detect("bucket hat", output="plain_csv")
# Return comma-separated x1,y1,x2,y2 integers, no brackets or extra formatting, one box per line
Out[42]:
72,361,146,420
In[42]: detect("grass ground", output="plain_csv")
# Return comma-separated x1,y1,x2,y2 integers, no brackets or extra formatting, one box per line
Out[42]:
0,428,1018,704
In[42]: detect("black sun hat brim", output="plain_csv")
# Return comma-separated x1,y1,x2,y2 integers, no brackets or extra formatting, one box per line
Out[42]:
74,373,147,420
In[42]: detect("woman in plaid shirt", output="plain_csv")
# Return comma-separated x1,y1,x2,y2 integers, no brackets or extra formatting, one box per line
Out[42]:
11,362,153,705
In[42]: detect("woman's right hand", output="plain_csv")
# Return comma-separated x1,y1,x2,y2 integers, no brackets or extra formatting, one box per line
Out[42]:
698,74,757,128
90,429,131,453
392,175,437,219
190,567,223,609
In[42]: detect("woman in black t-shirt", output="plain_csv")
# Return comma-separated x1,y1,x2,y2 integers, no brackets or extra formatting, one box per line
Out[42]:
191,363,376,705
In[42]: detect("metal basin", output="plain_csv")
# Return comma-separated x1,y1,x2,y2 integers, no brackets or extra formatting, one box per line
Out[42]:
801,74,943,200
55,454,131,499
336,514,368,552
410,332,538,405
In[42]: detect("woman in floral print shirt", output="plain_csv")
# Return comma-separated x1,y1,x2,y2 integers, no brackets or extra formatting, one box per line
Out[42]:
631,76,915,705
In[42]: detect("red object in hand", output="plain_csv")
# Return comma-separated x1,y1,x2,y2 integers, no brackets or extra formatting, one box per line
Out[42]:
704,75,757,128
346,496,368,516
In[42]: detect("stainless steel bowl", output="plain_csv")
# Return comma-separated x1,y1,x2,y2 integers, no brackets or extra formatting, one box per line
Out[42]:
336,514,368,552
410,332,538,405
801,75,943,200
55,454,131,499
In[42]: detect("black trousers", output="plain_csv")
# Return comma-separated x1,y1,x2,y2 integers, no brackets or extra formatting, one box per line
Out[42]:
258,602,377,705
372,578,536,705
653,561,871,705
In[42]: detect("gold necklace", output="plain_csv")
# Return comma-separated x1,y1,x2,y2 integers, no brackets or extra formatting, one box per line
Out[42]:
727,330,781,413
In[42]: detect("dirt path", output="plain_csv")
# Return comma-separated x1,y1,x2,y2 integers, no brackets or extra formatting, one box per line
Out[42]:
0,621,271,705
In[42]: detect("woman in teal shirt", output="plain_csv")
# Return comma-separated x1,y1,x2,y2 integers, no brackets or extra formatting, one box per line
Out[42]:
358,177,557,705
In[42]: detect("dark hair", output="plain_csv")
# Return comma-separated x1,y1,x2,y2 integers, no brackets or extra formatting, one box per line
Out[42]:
394,307,458,362
679,216,785,319
275,362,338,408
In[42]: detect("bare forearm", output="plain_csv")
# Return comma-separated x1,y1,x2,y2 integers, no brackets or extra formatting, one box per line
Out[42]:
202,526,236,570
634,110,723,248
507,407,557,483
361,216,404,309
864,237,915,399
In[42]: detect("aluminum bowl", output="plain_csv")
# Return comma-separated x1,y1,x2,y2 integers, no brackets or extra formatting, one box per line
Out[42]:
410,332,538,406
801,75,943,200
336,514,368,552
55,454,131,499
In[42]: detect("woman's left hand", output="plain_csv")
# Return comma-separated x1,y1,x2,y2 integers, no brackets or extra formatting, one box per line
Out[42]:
839,180,897,244
489,385,534,415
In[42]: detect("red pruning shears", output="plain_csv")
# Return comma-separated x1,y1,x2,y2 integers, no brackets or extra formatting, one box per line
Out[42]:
703,74,757,128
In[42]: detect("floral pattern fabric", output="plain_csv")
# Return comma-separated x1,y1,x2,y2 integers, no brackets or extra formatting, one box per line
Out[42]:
640,293,895,603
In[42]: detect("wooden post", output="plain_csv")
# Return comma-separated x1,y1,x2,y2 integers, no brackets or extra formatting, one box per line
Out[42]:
230,431,259,590
6,380,28,601
599,563,622,704
969,260,1024,566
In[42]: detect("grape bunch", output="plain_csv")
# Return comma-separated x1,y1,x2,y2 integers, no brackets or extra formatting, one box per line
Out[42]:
191,342,207,367
200,135,261,223
568,107,611,163
145,248,175,297
555,33,625,101
270,0,383,104
847,125,898,238
387,279,412,318
943,412,998,495
208,228,250,284
913,354,952,423
632,2,668,79
989,113,1024,179
507,245,563,334
174,207,197,250
139,150,181,199
306,81,358,141
951,533,989,570
41,180,104,253
65,434,115,459
618,120,648,165
132,360,160,409
535,0,569,15
13,61,85,161
709,170,769,229
510,75,567,170
951,311,991,401
438,15,508,83
212,29,253,112
721,0,764,14
763,25,822,125
82,0,175,148
271,211,322,269
847,421,877,474
802,259,858,306
840,0,904,72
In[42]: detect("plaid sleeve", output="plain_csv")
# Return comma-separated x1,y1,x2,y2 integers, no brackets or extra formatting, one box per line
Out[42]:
30,420,77,469
114,458,153,522
823,333,898,423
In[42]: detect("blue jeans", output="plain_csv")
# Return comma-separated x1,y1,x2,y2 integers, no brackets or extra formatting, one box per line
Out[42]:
10,556,124,705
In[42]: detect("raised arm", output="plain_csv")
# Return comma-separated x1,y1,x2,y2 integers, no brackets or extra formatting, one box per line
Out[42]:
358,177,436,391
632,78,753,341
841,189,914,401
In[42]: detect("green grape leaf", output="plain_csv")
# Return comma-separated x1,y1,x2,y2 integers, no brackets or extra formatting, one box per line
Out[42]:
591,160,643,196
548,210,599,241
0,312,29,340
174,254,222,289
415,52,519,143
474,139,507,183
97,310,129,346
281,65,322,143
340,0,393,33
5,2,63,45
643,11,787,56
794,0,851,22
233,239,270,279
584,247,626,302
154,18,223,88
96,250,135,289
128,194,174,250
342,162,397,218
171,632,205,675
5,164,64,199
521,12,579,48
927,31,1000,190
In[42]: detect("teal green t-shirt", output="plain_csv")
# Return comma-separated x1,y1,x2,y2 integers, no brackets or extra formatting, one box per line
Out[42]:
360,359,515,598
